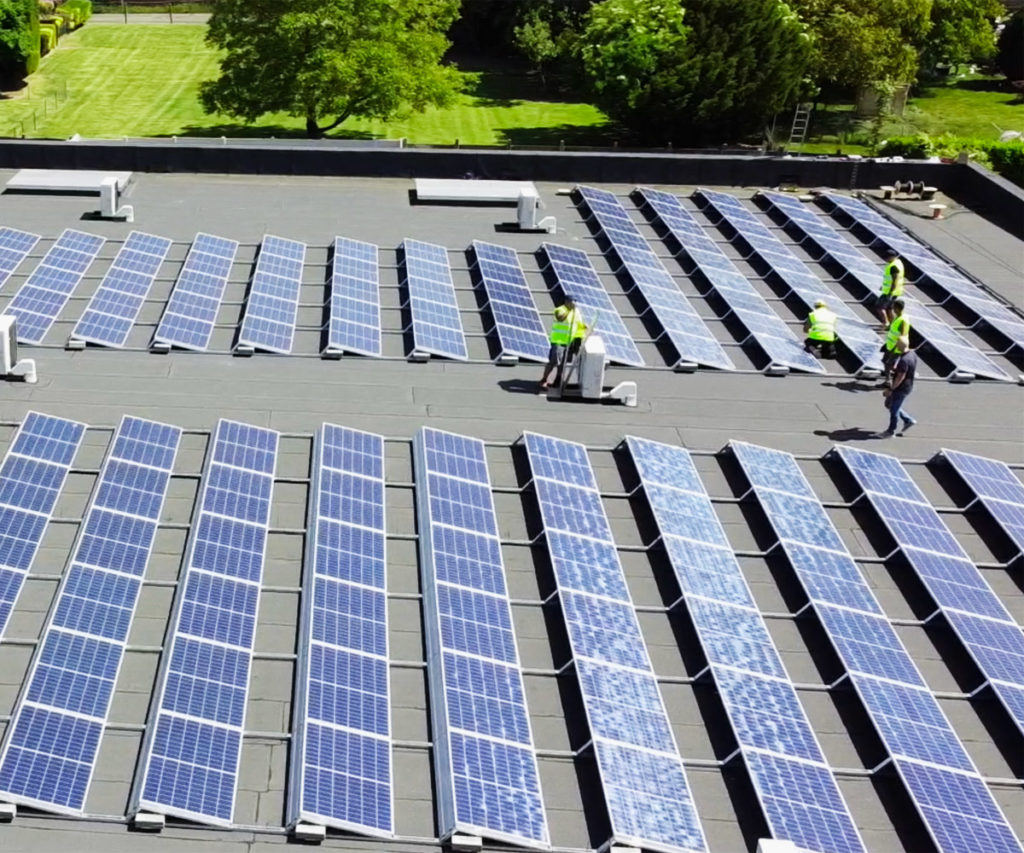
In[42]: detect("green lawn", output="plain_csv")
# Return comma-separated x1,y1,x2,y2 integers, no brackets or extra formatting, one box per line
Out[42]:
0,24,612,144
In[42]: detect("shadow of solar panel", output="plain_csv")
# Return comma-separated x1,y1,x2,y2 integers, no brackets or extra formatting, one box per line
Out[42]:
413,427,549,848
153,233,239,351
521,430,705,853
0,416,180,815
325,237,382,357
134,419,278,826
402,239,468,361
288,424,393,837
3,229,105,344
236,235,306,353
470,240,548,363
0,227,40,289
575,186,732,371
71,231,173,347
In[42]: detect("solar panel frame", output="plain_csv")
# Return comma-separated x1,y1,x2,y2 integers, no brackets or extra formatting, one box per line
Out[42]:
236,235,306,354
3,229,105,344
402,239,468,361
414,428,550,849
288,424,393,837
936,449,1024,555
325,237,382,357
0,416,181,816
0,227,41,290
132,419,279,826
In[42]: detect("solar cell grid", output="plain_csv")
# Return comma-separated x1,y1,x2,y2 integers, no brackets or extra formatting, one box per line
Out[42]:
938,450,1024,553
470,240,548,363
0,227,40,288
235,235,306,354
402,239,468,361
325,236,382,357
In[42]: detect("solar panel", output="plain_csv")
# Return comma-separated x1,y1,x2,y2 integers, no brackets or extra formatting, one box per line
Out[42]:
624,436,863,852
832,446,1024,736
730,440,1022,851
2,229,105,343
0,416,181,815
236,235,306,354
70,231,174,347
0,227,41,290
401,239,468,361
288,425,392,836
325,237,382,357
0,412,86,638
522,431,706,853
413,428,549,848
575,186,734,371
152,233,239,351
133,419,279,825
818,193,1024,351
470,241,549,363
537,243,644,366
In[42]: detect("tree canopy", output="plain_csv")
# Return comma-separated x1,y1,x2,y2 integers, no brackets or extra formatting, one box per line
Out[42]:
996,10,1024,83
200,0,466,137
0,0,38,80
575,0,810,145
922,0,1002,71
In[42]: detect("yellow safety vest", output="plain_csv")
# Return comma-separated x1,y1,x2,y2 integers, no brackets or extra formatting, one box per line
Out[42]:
566,307,587,340
549,316,570,345
885,315,910,351
807,308,837,342
882,258,905,297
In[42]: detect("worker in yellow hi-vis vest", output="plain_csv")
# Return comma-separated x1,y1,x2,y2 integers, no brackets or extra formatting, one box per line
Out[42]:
876,249,905,326
803,299,837,358
539,298,587,390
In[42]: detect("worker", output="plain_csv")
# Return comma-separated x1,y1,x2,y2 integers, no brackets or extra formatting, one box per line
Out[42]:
876,249,905,326
539,298,586,390
875,336,918,438
881,297,910,385
803,298,837,358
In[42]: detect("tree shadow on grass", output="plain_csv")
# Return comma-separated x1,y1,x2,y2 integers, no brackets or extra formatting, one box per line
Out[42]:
174,122,377,141
467,68,598,107
497,122,621,148
951,77,1018,94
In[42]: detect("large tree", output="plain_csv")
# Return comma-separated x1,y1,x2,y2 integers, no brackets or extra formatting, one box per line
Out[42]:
922,0,1002,72
200,0,466,137
575,0,811,145
996,10,1024,83
0,0,38,81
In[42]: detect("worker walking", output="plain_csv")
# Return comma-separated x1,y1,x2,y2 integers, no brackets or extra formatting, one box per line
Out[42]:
875,336,918,437
803,299,837,358
881,298,910,384
539,298,586,390
876,249,905,326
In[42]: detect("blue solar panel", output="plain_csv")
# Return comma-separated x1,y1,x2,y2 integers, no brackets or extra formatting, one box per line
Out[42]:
938,449,1024,554
71,231,173,347
414,427,548,848
401,239,468,361
0,227,40,289
522,431,706,853
236,235,306,353
325,237,381,357
135,419,279,825
288,424,392,836
0,412,86,638
575,186,733,371
3,229,105,344
540,246,646,368
0,416,180,815
471,240,548,363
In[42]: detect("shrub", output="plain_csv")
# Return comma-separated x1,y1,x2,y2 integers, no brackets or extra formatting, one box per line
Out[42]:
39,20,56,46
39,26,53,53
985,140,1024,186
875,133,1024,188
63,0,90,22
877,134,932,158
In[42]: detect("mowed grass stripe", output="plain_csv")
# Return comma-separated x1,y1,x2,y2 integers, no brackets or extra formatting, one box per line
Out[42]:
0,24,611,144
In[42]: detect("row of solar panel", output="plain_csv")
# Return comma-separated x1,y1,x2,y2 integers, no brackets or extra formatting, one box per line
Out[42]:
0,414,1021,852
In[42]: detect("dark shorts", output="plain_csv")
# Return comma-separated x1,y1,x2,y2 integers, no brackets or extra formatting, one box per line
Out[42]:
805,337,835,355
876,294,894,311
547,343,565,368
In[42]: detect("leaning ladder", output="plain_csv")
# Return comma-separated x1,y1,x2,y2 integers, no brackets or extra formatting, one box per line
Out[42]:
788,103,812,148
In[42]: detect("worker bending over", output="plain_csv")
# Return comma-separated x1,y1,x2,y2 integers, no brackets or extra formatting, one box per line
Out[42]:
539,298,587,390
803,299,836,358
876,249,905,326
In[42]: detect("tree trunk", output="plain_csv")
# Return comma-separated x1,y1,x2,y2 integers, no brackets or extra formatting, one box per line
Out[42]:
305,115,323,138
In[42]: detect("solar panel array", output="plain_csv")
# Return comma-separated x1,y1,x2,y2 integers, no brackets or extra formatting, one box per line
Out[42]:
522,431,706,853
470,241,549,363
152,233,239,351
575,186,734,371
833,446,1024,740
0,416,181,815
236,235,306,354
289,425,393,836
0,412,86,638
819,193,1024,351
0,227,40,290
325,237,382,357
414,427,548,848
758,193,1011,382
624,436,862,853
634,188,825,374
70,232,174,348
730,441,1023,853
936,449,1024,557
3,229,105,343
134,420,279,825
401,239,468,361
536,243,645,366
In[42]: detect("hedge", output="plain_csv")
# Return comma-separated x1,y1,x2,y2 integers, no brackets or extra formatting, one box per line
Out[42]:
63,0,91,22
877,134,1024,188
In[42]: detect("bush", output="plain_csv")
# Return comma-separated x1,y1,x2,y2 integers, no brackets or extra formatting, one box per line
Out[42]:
63,0,90,23
39,26,53,53
39,20,56,46
877,134,932,158
985,141,1024,186
876,133,1024,188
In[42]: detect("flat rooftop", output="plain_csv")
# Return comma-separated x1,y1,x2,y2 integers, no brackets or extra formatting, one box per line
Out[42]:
0,170,1021,853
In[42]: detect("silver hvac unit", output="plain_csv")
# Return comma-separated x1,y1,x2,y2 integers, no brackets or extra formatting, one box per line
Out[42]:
0,315,37,383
